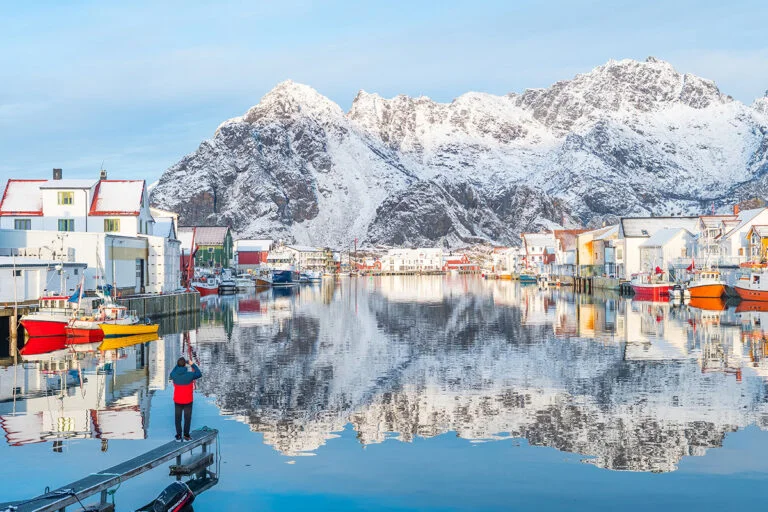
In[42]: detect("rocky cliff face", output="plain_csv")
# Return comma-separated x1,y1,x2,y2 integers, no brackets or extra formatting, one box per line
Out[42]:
152,57,768,247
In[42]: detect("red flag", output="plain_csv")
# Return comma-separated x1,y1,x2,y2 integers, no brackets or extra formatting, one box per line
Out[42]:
686,258,695,272
654,266,663,275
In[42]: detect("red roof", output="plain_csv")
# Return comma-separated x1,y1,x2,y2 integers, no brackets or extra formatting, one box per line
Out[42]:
0,180,46,216
89,180,145,216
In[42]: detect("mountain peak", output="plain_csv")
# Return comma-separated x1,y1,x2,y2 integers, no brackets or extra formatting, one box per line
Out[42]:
516,57,727,132
240,80,344,125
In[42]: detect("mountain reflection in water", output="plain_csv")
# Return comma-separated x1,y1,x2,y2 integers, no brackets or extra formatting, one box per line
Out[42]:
192,277,768,473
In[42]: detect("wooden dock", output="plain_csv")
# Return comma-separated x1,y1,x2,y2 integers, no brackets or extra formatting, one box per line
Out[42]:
0,428,218,512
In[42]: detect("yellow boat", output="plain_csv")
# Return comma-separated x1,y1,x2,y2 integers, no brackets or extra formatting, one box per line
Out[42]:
99,332,159,351
99,322,160,337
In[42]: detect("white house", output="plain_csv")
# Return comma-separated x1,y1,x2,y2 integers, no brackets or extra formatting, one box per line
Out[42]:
286,245,326,270
0,170,181,294
521,233,557,272
0,169,155,236
382,248,443,273
638,228,695,275
618,216,699,277
716,208,768,265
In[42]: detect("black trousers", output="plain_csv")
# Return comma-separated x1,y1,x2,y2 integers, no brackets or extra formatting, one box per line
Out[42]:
175,402,193,436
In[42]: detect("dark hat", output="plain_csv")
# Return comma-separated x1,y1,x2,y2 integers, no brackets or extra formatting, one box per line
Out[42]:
177,357,187,366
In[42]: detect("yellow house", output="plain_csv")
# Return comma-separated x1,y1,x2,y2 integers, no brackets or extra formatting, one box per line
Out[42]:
746,225,768,262
576,225,619,276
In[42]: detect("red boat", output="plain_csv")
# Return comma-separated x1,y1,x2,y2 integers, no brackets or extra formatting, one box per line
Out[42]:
20,316,67,337
630,273,670,301
192,279,219,296
21,294,103,338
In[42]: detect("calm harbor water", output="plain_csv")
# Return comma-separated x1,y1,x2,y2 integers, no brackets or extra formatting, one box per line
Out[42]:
3,276,768,510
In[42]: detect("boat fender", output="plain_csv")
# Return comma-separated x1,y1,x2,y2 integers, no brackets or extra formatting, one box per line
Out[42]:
150,481,195,512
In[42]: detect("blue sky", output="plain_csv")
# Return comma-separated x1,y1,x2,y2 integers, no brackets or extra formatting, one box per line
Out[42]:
0,0,766,186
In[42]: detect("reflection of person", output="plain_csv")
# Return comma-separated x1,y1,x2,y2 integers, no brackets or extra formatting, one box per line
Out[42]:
170,357,202,441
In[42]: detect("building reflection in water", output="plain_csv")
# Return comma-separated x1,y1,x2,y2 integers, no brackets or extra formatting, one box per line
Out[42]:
0,328,192,449
191,277,768,473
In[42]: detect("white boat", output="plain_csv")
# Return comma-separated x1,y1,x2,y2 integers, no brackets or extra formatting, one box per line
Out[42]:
301,270,323,282
235,276,255,290
219,269,237,294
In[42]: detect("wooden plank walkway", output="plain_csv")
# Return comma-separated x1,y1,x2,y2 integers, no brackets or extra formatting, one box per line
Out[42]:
0,428,218,512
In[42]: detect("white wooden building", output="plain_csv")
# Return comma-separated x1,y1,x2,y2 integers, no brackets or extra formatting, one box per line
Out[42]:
382,248,443,273
0,170,181,295
0,257,86,304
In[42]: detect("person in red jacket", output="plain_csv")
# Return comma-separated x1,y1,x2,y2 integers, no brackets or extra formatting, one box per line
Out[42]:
169,357,202,441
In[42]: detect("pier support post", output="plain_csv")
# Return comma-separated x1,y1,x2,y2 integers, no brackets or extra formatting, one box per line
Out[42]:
9,315,18,360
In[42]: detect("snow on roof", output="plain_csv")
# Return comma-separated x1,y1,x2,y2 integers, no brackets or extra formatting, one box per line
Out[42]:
722,208,768,239
39,179,97,189
700,215,737,228
149,207,178,219
593,224,619,240
89,180,145,216
552,229,588,251
521,233,556,248
288,245,323,253
181,226,229,246
0,180,45,216
235,240,272,252
620,216,699,238
639,228,692,247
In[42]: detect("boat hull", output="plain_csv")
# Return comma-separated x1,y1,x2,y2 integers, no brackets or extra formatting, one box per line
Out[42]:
272,270,298,286
193,284,219,296
687,283,726,299
631,284,670,300
519,275,537,284
100,323,160,337
735,285,768,302
20,318,66,337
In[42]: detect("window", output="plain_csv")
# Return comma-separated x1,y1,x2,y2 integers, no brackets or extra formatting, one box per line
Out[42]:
13,270,21,277
14,219,31,230
58,219,74,231
57,191,74,205
739,248,745,256
104,218,120,232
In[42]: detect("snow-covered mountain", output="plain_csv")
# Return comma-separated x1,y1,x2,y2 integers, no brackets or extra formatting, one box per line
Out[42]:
152,57,768,247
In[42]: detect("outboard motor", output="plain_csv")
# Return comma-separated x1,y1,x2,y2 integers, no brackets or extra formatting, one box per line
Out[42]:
151,481,195,512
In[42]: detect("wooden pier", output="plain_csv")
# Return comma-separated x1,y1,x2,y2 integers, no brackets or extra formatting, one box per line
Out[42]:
116,290,200,319
0,428,218,512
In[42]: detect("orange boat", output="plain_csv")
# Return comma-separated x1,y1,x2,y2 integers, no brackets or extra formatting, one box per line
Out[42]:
735,270,768,301
687,270,726,299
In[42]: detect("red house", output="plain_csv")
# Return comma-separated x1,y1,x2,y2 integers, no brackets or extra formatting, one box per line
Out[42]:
442,254,478,272
235,240,273,269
